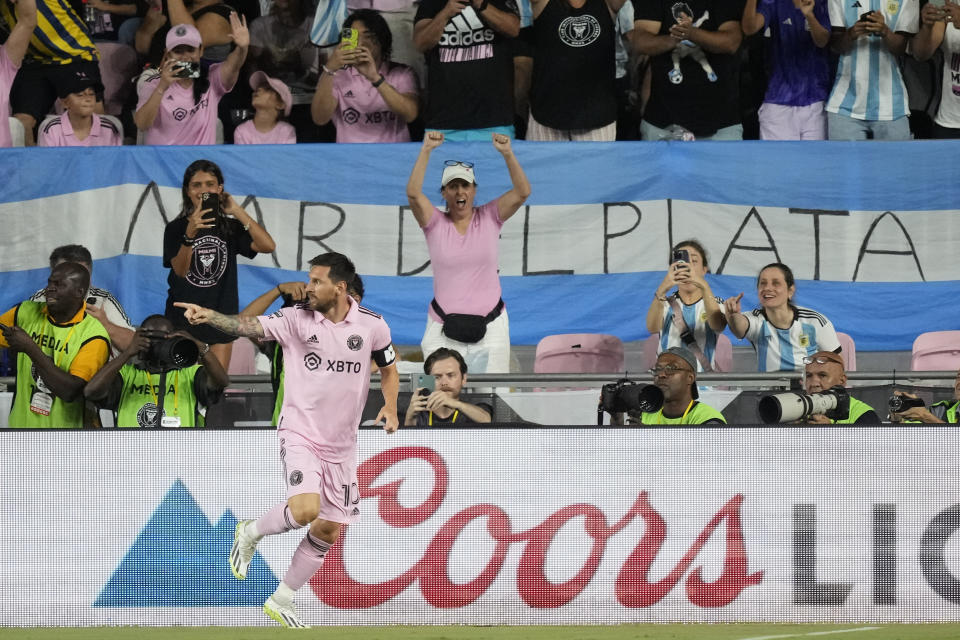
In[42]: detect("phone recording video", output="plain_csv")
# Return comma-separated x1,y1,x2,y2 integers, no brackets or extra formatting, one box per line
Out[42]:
672,248,690,264
417,374,436,395
200,192,221,217
340,27,359,50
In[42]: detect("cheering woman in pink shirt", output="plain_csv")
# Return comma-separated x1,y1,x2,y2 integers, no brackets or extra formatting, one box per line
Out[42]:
406,132,531,373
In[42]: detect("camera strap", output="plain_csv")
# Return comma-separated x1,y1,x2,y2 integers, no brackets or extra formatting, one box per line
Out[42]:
667,294,713,372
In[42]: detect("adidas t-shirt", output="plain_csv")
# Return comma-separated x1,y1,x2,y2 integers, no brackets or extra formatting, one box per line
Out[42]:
416,0,519,129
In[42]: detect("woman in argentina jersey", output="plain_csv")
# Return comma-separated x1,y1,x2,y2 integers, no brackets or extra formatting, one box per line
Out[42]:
723,262,841,372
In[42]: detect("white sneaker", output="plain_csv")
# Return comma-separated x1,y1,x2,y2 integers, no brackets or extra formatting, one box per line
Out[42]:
263,595,308,629
229,520,260,580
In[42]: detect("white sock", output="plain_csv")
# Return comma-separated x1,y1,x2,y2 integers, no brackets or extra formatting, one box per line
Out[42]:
248,520,261,539
272,582,297,605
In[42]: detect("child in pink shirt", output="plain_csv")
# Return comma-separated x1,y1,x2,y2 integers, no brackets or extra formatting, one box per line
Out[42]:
233,71,296,144
0,0,36,148
38,73,122,147
134,19,249,145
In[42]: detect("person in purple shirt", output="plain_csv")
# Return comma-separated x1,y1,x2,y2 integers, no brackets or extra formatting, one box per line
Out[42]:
406,131,531,374
742,0,832,139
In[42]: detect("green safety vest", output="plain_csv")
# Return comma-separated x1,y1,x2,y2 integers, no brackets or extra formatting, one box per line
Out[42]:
830,396,877,424
8,301,109,428
115,364,202,427
640,401,727,425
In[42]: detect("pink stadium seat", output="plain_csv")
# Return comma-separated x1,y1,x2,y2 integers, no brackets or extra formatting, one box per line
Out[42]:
534,334,624,373
642,333,733,372
911,331,960,371
836,332,857,371
228,338,259,375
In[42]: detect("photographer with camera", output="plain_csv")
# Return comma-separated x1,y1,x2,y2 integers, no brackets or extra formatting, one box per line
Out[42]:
135,17,249,145
164,159,276,371
889,369,960,423
646,240,726,371
758,351,878,424
84,314,229,427
608,347,726,425
800,351,879,423
404,348,492,426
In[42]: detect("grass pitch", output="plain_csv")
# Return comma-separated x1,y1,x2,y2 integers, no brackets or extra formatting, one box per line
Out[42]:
2,625,960,640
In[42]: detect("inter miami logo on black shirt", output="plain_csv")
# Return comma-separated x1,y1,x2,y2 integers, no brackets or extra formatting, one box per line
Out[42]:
347,334,363,351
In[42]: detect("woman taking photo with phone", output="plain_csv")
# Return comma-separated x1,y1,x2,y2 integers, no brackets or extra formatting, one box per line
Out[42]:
164,159,276,370
135,16,248,145
310,9,419,142
723,262,841,372
645,240,727,372
406,131,531,374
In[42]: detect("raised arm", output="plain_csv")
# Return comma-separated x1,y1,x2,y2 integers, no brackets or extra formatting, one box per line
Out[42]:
241,282,307,316
673,17,742,55
414,0,469,52
798,0,830,47
5,0,37,67
223,192,275,254
173,302,266,338
492,134,531,222
722,293,749,339
217,13,250,90
406,132,444,227
350,46,419,122
470,0,520,36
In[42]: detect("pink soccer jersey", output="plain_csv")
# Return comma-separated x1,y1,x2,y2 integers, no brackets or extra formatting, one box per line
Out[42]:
0,46,18,148
424,200,504,321
38,113,122,147
233,119,296,144
136,63,231,145
258,298,395,461
331,64,417,143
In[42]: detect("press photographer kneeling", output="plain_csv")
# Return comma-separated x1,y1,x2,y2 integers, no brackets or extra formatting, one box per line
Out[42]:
85,315,229,427
758,351,880,424
604,347,726,425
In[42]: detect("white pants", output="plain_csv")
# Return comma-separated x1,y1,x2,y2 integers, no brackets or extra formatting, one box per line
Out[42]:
420,310,511,374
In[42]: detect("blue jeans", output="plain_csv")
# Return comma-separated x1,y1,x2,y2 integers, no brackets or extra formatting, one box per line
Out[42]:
826,112,911,140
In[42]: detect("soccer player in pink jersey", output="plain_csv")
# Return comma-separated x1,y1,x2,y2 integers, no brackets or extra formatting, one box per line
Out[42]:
0,0,36,148
174,252,399,628
406,131,531,374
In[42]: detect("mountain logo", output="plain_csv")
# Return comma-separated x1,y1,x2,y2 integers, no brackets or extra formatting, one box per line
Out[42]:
95,479,278,607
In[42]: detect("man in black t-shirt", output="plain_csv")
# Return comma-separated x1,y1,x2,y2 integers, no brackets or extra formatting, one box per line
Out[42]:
414,0,520,138
632,0,744,139
404,347,493,425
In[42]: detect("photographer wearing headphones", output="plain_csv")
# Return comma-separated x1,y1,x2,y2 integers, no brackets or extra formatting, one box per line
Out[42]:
85,314,229,427
802,351,879,424
889,369,960,423
404,348,492,426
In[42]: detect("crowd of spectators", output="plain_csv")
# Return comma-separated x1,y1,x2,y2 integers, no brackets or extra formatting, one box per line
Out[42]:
2,0,960,144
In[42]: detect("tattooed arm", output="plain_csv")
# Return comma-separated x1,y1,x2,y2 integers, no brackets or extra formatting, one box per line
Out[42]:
172,302,265,338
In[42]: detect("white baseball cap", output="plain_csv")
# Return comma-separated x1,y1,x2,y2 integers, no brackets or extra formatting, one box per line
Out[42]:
441,163,476,187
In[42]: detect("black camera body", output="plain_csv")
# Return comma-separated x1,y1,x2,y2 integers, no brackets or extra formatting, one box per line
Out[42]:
888,394,925,414
599,379,664,416
171,60,200,79
142,331,199,370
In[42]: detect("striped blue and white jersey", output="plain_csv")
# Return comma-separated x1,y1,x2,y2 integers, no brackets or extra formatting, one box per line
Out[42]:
744,305,841,372
656,294,725,372
826,0,918,120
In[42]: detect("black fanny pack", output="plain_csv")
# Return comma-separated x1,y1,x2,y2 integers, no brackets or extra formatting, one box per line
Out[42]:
431,298,504,344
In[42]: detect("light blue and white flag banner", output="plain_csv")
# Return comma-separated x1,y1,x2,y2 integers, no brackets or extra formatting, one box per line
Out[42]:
309,0,348,47
0,141,957,350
